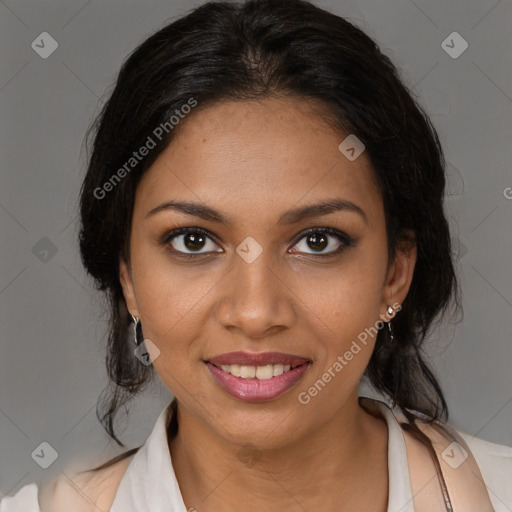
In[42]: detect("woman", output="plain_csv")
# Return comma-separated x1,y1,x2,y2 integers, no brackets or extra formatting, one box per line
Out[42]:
2,0,511,511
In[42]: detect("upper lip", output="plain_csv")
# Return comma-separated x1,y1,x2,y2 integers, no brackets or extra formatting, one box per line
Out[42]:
206,351,310,367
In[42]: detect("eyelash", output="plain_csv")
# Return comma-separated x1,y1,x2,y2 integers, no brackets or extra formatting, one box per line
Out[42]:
160,226,356,260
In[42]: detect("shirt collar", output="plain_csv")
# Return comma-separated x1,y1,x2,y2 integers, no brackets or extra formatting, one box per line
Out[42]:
111,403,187,512
111,376,415,512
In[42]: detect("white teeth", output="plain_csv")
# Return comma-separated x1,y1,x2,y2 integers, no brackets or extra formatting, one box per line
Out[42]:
273,364,284,376
240,365,256,378
255,365,274,380
218,363,298,379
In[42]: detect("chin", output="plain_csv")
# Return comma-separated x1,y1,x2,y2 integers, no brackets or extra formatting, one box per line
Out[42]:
212,404,305,450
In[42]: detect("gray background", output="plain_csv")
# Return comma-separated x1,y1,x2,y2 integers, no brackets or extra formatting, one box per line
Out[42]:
1,0,511,499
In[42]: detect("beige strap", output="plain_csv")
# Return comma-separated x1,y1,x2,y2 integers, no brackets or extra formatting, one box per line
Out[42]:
391,401,496,512
414,420,495,511
360,396,495,511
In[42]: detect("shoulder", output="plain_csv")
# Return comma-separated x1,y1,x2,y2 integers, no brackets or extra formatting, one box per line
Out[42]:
0,483,40,512
457,430,512,501
458,429,512,466
38,455,135,512
419,420,512,511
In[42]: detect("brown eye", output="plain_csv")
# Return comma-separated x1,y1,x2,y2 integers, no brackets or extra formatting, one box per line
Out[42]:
182,232,206,251
290,227,356,256
305,232,328,252
162,227,223,255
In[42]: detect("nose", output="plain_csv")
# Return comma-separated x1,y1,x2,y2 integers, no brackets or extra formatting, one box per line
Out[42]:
215,249,297,339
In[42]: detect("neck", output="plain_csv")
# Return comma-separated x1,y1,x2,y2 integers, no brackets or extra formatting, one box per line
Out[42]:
168,391,388,512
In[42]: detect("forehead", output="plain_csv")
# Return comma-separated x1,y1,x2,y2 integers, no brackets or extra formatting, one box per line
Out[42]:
135,97,381,227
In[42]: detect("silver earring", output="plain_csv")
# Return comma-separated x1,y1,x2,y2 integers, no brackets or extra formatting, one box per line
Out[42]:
387,320,394,342
131,314,141,346
387,306,395,342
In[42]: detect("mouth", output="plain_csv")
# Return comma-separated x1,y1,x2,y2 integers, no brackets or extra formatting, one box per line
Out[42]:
204,351,311,402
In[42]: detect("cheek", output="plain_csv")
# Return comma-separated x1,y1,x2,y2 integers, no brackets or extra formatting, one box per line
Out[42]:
128,242,220,357
132,259,216,397
288,254,388,392
291,252,386,335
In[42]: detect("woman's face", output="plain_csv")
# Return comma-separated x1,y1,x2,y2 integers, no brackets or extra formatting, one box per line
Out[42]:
119,97,416,448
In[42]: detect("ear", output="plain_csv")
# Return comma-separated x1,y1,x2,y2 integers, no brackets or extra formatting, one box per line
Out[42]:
119,258,140,318
380,230,417,316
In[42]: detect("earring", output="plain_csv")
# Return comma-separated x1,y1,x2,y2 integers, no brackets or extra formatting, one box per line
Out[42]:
131,314,141,346
387,320,394,342
387,305,395,342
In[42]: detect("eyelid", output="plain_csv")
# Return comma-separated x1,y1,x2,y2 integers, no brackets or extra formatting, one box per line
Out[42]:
291,226,355,245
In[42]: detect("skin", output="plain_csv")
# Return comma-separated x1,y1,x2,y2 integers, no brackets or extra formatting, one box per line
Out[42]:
119,96,417,511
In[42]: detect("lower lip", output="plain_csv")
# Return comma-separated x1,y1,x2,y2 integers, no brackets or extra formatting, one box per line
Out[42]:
206,362,310,402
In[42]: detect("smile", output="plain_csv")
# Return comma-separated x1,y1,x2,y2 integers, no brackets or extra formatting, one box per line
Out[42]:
205,351,311,402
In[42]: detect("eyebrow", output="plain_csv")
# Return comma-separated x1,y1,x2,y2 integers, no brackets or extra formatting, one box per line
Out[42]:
145,198,368,226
